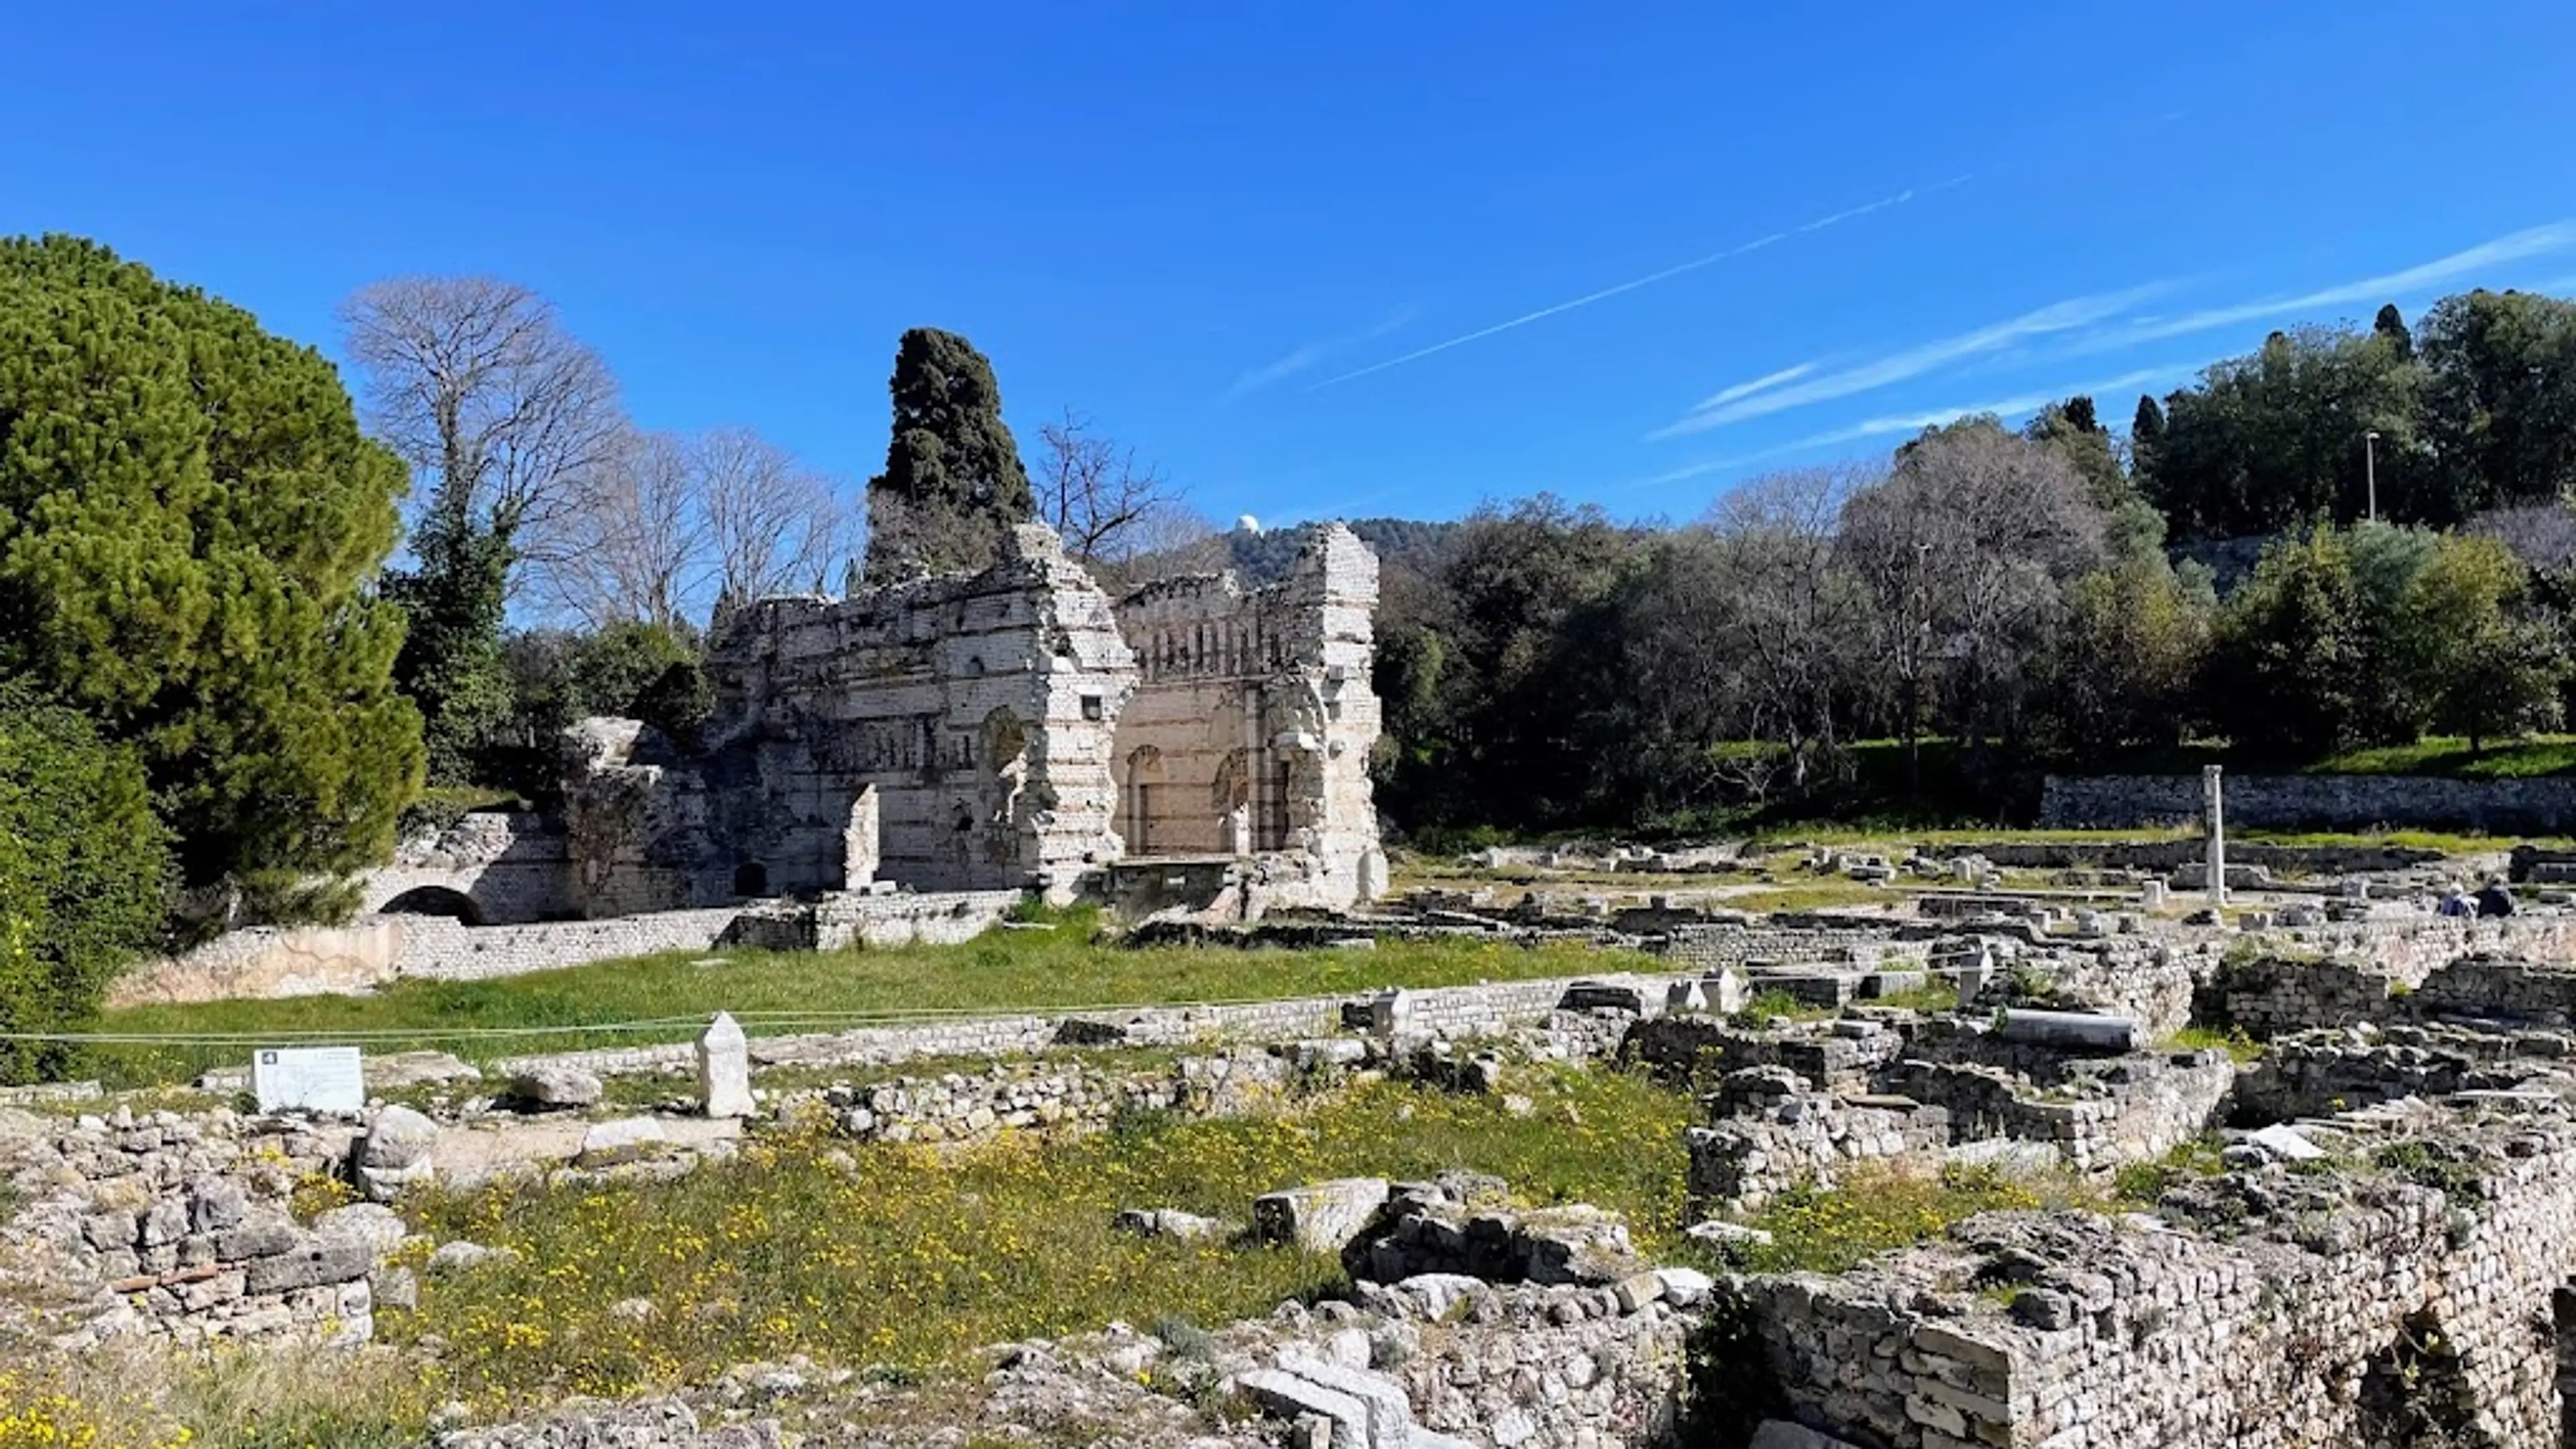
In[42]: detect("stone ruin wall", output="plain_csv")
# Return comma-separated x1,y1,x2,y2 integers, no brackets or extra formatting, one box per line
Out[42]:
1109,523,1386,911
1745,1119,2576,1449
573,523,1136,910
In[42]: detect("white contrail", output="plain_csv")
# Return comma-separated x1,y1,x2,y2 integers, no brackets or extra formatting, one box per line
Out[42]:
1307,178,1969,390
1650,284,2168,439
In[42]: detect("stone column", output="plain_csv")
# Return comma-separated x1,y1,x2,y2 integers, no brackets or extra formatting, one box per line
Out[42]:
2204,765,2226,907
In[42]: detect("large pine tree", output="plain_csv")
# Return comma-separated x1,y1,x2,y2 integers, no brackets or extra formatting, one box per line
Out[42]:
0,235,423,886
863,328,1037,578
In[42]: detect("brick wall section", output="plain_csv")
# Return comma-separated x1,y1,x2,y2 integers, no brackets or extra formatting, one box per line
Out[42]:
2041,771,2576,833
1741,1115,2576,1448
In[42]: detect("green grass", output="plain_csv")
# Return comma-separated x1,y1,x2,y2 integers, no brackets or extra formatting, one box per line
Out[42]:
2112,1134,2230,1206
390,1066,1697,1411
1731,1163,2106,1275
2165,1025,2263,1063
86,913,1656,1089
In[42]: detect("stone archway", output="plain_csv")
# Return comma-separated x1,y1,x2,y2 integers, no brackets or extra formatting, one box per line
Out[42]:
378,885,486,926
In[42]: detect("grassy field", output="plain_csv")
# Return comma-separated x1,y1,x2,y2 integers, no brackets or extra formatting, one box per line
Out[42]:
85,912,1657,1088
5,1061,2104,1447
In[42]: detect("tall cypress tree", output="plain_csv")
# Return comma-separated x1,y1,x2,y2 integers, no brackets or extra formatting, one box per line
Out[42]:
863,328,1037,579
2131,392,2169,504
2373,302,2415,362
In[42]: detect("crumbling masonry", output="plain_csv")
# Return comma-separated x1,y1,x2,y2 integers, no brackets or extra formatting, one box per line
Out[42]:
552,521,1386,918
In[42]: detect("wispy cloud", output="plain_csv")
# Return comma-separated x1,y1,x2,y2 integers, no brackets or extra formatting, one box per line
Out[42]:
1651,285,2169,439
1635,363,2204,490
1703,361,1821,408
2072,220,2576,354
1224,310,1416,401
1307,178,1968,390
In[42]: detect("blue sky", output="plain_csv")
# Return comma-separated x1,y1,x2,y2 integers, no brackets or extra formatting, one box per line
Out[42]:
7,1,2574,530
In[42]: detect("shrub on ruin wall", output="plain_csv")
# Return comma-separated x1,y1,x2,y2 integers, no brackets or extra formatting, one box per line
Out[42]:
0,686,168,1082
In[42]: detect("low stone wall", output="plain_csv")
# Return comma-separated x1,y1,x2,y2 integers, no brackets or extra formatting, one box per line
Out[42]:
1686,1067,1951,1211
1621,1016,1909,1093
1658,923,1910,973
2041,770,2576,833
491,973,1649,1080
107,922,405,1007
815,1049,1297,1144
109,892,1031,1005
1955,839,2447,875
2404,953,2576,1027
2197,955,2399,1038
2,1108,376,1348
1875,1051,2233,1174
2235,1025,2551,1124
1739,1113,2576,1448
390,908,749,981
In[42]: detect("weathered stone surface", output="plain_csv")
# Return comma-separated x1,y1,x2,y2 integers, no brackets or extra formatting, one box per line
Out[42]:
242,1239,370,1295
508,1065,604,1110
696,1013,753,1120
313,1203,410,1257
358,1105,437,1169
1254,1179,1391,1256
578,1117,673,1167
1237,1368,1371,1449
1749,1421,1866,1449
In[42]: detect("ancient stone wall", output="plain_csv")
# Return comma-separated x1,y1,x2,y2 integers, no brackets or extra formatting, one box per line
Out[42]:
1686,1067,1953,1211
2,1108,377,1349
814,1049,1298,1145
1743,1116,2576,1448
358,811,575,924
570,524,1136,912
2198,955,2400,1038
1110,523,1386,912
2041,771,2576,833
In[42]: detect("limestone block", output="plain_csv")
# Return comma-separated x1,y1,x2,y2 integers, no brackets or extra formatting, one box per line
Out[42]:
696,1012,754,1120
313,1203,410,1258
243,1238,372,1295
506,1065,603,1110
358,1105,437,1170
1273,1350,1413,1448
578,1117,672,1167
1254,1178,1392,1255
1237,1368,1371,1449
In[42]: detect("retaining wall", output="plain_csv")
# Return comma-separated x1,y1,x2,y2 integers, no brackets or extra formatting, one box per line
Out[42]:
2041,771,2576,833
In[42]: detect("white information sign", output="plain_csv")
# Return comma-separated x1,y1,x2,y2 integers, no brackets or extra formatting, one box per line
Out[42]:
250,1046,365,1114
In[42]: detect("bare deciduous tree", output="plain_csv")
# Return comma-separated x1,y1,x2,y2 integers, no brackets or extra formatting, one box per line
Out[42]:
339,278,626,572
528,429,704,630
527,426,851,631
1703,464,1879,794
699,427,848,610
1840,420,2104,787
1034,410,1185,567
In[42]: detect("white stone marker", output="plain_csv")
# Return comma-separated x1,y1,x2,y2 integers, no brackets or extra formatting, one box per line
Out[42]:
696,1012,753,1119
252,1046,364,1114
2204,764,2227,906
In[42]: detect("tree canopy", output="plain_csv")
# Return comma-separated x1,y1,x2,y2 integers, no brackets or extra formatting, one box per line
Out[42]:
0,235,423,887
0,686,167,1082
864,328,1037,578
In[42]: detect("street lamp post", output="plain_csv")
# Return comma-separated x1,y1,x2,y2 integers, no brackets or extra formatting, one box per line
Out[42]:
2365,430,2380,523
